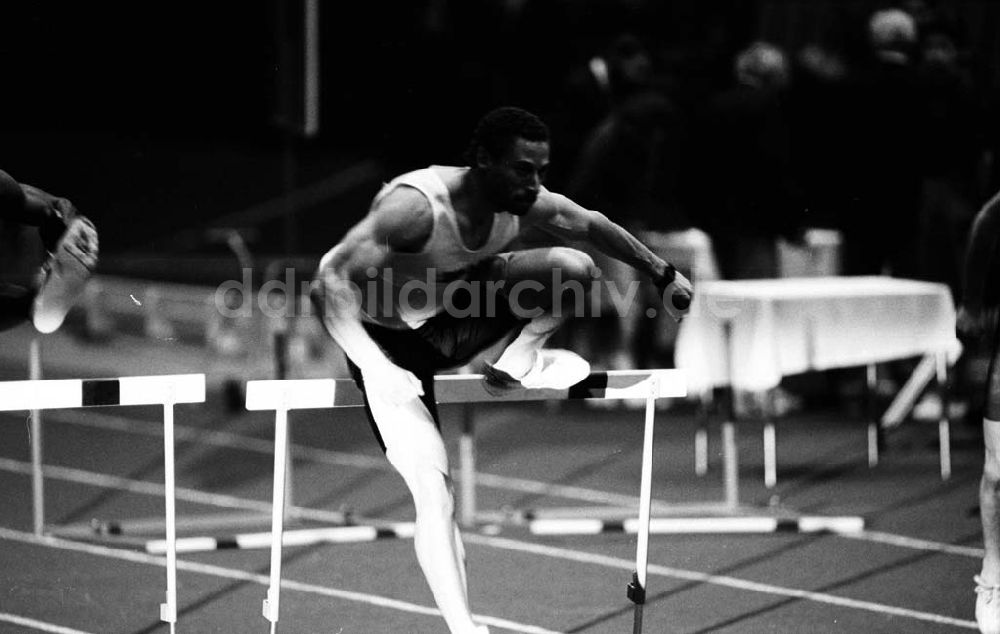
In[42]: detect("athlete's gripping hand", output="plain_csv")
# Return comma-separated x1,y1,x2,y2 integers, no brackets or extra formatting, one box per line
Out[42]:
655,263,694,322
361,358,425,406
957,303,999,343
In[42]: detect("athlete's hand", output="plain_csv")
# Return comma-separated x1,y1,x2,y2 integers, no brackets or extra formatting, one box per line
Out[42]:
957,303,998,342
655,264,693,322
361,359,425,406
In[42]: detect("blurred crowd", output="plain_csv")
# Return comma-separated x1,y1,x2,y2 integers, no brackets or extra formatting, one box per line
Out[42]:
353,0,999,302
341,0,1000,404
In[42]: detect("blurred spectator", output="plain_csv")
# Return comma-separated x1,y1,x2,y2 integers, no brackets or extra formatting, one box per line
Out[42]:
547,32,656,190
915,18,987,299
564,89,692,370
702,41,803,280
787,43,851,232
838,8,926,278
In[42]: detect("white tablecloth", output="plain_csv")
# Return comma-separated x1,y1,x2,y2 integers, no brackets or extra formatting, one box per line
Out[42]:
674,276,961,392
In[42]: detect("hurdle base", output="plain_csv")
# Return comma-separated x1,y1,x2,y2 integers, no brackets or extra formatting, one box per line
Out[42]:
50,511,277,540
472,506,864,536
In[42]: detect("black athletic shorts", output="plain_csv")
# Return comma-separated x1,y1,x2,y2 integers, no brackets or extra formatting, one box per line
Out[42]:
311,257,527,451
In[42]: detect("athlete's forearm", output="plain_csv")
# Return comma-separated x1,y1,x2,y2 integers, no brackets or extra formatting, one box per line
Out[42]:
0,171,72,231
962,191,1000,308
586,212,670,281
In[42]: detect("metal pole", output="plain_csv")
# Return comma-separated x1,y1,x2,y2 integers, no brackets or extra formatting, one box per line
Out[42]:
722,321,739,508
936,352,951,480
159,400,178,633
264,407,290,631
459,403,476,528
629,376,658,634
29,338,44,536
866,363,879,467
695,390,709,476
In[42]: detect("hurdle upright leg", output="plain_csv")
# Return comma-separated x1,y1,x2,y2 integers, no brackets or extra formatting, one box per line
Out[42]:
29,338,44,537
628,377,659,634
264,406,290,633
459,403,477,528
160,398,178,633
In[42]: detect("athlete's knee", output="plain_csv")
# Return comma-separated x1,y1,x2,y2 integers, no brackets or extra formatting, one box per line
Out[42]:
548,247,597,284
394,459,456,517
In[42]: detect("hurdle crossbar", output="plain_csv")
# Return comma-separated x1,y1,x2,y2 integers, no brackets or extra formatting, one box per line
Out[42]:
242,369,685,632
0,373,205,634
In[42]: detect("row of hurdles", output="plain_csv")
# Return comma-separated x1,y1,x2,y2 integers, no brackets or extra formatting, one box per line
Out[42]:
0,367,865,633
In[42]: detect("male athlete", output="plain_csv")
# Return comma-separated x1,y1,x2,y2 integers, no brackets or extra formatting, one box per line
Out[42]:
0,169,98,334
312,107,692,633
959,189,1000,634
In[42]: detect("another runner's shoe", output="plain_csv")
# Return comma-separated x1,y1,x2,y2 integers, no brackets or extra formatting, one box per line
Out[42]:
32,216,98,334
483,348,591,396
976,575,1000,634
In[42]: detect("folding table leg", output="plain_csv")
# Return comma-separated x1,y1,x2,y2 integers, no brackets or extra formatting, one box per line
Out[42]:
866,363,879,468
936,353,951,480
695,391,710,476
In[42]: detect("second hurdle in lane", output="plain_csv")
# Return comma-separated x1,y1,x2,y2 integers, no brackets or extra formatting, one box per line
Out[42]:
240,369,686,633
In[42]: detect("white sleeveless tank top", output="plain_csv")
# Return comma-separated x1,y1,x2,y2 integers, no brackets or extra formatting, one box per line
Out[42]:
358,166,519,328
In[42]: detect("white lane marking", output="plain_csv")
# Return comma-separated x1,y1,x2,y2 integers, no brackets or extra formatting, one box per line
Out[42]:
850,530,983,558
0,527,562,634
0,613,94,634
0,462,976,630
464,534,978,630
51,410,675,510
0,521,975,631
9,411,985,560
0,458,348,525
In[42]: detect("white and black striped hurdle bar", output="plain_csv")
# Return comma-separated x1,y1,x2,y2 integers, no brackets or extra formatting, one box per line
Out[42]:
241,370,686,631
0,374,205,634
146,522,416,554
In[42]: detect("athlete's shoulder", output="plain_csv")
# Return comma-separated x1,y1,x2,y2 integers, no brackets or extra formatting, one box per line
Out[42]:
366,179,435,250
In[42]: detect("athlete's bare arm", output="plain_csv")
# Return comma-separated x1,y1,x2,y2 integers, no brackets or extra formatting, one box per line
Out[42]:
523,190,694,304
959,190,1000,340
318,186,434,403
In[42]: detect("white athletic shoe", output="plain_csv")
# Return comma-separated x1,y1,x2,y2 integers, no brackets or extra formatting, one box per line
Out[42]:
483,348,591,395
976,575,1000,634
32,216,99,334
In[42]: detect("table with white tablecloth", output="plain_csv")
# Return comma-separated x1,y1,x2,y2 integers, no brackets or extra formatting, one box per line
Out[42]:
674,276,961,505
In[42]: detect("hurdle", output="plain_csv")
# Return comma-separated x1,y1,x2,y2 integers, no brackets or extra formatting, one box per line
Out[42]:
244,370,685,632
0,372,205,634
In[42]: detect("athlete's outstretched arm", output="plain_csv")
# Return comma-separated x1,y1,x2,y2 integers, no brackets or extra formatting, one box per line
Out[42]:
525,192,694,314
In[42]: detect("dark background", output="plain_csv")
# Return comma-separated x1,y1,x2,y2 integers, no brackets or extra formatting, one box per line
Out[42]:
2,0,999,281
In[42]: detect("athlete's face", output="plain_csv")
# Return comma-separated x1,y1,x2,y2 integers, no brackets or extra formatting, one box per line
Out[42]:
480,137,550,215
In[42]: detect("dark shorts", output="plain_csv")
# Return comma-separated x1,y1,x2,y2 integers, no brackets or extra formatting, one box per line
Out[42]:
985,315,1000,420
311,257,527,452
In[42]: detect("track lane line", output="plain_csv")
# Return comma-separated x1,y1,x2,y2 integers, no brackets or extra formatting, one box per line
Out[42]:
48,410,677,511
0,519,976,631
0,527,562,634
41,409,987,559
0,461,978,629
0,613,94,634
463,534,977,630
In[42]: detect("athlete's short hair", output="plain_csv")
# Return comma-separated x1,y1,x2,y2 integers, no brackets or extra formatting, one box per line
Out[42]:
465,107,549,165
